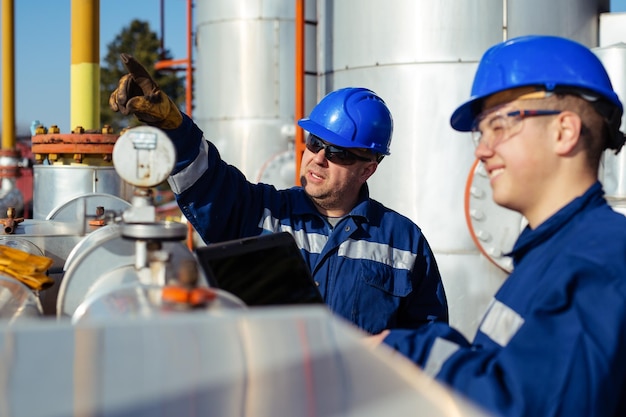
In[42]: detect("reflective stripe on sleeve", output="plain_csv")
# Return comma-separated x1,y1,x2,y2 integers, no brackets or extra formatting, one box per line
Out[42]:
479,298,525,347
423,337,461,377
167,139,209,194
258,209,327,253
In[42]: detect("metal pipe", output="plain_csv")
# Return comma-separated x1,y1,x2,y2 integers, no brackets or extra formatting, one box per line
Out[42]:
502,0,508,41
160,0,165,55
185,0,194,250
2,0,16,149
186,0,193,117
152,0,195,250
71,0,100,131
294,0,306,185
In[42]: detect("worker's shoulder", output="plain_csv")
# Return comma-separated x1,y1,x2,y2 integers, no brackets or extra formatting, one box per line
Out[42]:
366,198,425,233
564,206,626,275
585,206,626,241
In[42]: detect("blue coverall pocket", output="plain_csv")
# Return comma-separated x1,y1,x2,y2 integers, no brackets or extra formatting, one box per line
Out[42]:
361,263,412,297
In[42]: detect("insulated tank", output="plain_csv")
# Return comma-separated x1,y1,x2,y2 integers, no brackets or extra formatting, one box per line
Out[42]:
595,14,626,215
194,0,317,187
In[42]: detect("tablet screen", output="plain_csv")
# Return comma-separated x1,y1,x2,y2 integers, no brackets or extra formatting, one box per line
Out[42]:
195,232,324,306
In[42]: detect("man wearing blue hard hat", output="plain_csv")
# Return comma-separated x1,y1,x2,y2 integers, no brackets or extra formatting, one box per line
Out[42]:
373,35,626,416
109,54,448,335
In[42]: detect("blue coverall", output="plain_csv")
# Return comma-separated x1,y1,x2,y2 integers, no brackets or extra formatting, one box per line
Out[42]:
384,182,626,416
164,114,449,334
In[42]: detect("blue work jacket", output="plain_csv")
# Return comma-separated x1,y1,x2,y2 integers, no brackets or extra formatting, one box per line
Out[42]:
164,115,448,334
384,182,626,416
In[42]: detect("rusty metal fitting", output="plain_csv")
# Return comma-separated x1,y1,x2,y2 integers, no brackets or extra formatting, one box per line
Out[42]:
88,206,107,227
0,207,24,234
31,131,119,164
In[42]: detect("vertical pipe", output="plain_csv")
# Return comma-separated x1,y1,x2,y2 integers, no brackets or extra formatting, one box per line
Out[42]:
186,0,193,117
502,0,508,41
71,0,100,131
186,0,194,250
160,0,165,55
2,0,16,149
294,0,305,185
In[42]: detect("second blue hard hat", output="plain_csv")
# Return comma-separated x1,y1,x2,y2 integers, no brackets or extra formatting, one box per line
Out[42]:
298,87,393,155
450,35,623,132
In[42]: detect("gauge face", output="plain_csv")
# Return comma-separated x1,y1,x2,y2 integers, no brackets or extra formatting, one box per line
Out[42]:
112,126,177,187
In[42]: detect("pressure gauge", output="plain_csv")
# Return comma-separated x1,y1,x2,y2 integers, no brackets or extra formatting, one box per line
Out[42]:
113,126,176,188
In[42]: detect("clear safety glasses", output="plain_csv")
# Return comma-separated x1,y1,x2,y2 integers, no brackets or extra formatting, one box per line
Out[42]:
305,134,373,166
471,109,562,150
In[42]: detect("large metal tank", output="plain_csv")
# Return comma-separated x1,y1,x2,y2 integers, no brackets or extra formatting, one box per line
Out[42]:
195,0,317,187
596,13,626,215
32,165,126,220
193,0,611,338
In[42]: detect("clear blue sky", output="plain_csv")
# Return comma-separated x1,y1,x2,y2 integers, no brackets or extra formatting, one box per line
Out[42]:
0,0,189,135
1,0,626,136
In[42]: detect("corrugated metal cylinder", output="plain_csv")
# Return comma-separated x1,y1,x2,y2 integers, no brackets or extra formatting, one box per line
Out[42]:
194,0,317,185
594,44,626,205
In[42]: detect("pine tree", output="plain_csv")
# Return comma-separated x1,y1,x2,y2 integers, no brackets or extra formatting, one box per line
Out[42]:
100,19,185,131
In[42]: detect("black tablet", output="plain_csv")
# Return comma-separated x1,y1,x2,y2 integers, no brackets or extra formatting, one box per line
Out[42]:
195,232,324,306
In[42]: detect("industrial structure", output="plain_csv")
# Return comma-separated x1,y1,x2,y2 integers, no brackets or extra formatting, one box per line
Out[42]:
0,0,625,415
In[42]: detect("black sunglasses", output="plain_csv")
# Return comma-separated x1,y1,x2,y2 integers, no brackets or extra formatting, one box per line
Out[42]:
305,134,373,166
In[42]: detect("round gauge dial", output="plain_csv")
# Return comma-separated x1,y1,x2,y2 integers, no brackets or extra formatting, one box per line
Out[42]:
113,126,176,188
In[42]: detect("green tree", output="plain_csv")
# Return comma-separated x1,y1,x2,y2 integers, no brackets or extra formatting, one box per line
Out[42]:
100,19,185,132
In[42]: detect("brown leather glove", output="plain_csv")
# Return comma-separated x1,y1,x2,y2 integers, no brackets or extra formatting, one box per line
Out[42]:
109,53,183,129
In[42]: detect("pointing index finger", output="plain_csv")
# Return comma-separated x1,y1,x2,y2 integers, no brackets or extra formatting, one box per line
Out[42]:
120,53,158,95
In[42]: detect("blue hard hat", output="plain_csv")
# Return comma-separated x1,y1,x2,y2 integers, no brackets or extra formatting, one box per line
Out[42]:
450,35,623,132
298,87,393,155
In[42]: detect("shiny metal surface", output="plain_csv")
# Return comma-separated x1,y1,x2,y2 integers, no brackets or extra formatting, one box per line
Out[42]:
72,283,247,323
120,221,188,241
45,193,131,222
57,224,199,318
1,219,85,272
0,236,45,257
256,148,296,188
507,0,607,41
113,126,176,188
599,11,626,46
0,275,42,319
0,220,92,315
319,0,502,74
0,178,24,219
33,165,125,220
594,43,626,205
0,307,492,417
195,0,317,183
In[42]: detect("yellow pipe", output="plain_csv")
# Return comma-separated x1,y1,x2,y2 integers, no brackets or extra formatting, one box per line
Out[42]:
71,0,100,131
2,0,16,149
